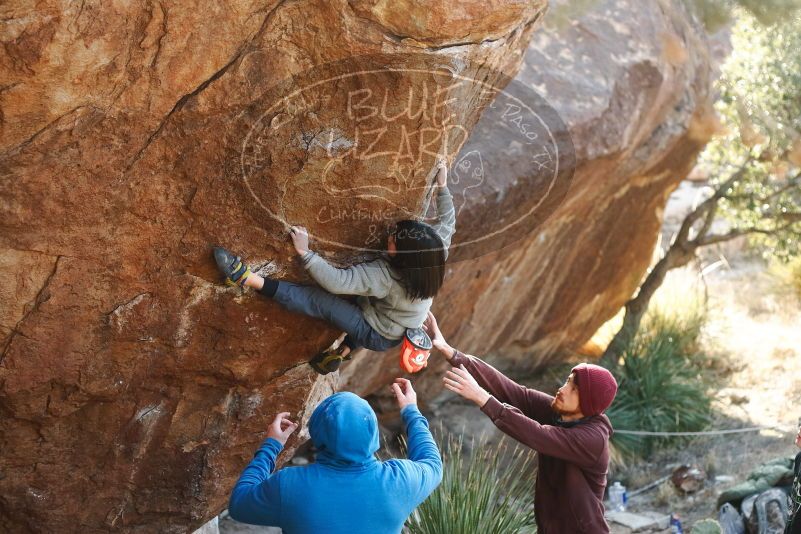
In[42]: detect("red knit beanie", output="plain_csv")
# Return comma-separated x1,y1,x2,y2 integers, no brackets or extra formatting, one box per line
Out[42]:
571,363,618,416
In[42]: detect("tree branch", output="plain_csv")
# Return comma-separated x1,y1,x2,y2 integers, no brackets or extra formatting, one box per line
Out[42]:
671,164,749,250
696,219,799,246
778,211,801,222
712,163,752,202
695,197,719,242
764,173,801,201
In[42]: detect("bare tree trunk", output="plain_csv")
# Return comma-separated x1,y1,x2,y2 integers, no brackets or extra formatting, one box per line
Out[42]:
597,163,785,368
600,243,695,366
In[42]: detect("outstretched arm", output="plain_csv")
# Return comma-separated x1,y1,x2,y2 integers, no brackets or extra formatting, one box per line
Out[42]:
391,378,443,506
480,397,606,467
401,404,443,504
432,188,455,255
449,351,555,424
302,252,394,297
228,438,283,526
443,369,606,466
424,312,554,423
431,162,456,258
228,413,298,526
289,225,395,297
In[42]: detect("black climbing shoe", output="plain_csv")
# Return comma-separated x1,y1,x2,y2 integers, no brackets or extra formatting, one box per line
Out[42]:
213,246,252,287
309,345,352,375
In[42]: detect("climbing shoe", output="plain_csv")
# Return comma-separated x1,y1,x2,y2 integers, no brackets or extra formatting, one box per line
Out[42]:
309,345,352,375
213,246,252,287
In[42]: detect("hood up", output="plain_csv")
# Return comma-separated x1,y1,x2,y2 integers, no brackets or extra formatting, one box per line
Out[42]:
309,392,380,469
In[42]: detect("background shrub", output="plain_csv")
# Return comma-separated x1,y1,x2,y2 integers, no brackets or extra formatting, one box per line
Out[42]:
405,435,537,534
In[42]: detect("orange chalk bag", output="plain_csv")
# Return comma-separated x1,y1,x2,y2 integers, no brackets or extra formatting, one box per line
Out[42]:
399,327,433,373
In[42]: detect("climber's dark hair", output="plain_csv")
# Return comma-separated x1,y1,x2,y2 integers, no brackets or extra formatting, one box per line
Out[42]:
388,220,446,300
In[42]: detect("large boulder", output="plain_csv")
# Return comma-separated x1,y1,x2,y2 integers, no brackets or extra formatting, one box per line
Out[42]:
0,0,546,532
342,0,716,398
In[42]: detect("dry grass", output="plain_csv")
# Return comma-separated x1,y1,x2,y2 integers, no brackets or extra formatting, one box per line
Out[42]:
588,265,708,355
766,257,801,300
608,255,801,532
705,258,801,431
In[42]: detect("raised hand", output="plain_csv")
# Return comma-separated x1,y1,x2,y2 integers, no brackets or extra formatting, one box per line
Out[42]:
443,365,491,407
266,412,299,445
391,377,418,410
423,311,452,359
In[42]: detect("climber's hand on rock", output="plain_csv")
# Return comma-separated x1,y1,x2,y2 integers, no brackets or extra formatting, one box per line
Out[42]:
391,378,417,410
423,311,453,359
289,226,310,255
435,156,448,187
266,412,298,445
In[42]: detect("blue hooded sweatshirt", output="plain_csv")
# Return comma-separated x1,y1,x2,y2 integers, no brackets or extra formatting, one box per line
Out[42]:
228,392,442,533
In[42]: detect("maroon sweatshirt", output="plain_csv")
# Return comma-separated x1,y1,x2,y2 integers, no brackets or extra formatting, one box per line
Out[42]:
450,350,613,533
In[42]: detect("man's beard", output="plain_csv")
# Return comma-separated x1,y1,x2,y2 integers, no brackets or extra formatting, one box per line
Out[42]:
551,398,581,418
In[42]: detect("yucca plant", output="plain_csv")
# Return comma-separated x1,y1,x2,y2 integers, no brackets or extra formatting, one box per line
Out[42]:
690,519,722,534
606,312,712,459
404,435,537,534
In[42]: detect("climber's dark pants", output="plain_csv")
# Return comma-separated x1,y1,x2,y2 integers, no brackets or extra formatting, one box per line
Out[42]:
259,280,401,352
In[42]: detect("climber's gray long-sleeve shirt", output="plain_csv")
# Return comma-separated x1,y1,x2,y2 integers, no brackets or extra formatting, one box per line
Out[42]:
300,185,455,340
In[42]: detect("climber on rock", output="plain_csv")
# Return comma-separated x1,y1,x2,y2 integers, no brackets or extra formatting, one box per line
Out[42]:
213,157,456,375
422,311,618,534
227,378,442,533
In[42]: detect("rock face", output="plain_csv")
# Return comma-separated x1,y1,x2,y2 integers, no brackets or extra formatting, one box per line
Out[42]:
342,0,716,399
445,0,714,361
0,0,546,532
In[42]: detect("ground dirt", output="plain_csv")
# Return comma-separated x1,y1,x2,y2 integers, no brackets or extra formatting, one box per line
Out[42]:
604,251,801,532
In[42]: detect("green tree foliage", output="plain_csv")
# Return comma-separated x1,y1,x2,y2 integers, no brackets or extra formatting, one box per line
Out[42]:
546,0,801,31
601,7,801,363
698,10,801,261
687,0,801,29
